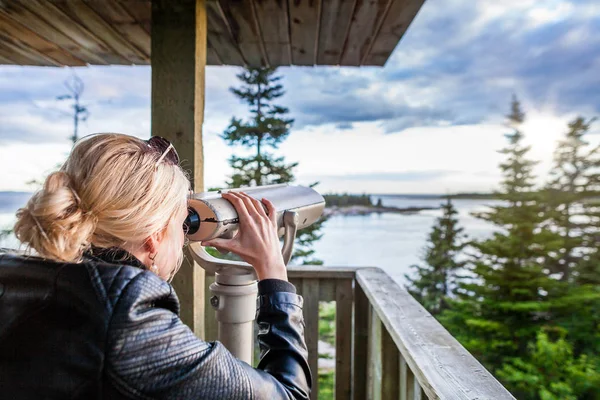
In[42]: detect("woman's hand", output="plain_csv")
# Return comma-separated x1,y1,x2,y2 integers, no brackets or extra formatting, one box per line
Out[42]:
200,191,287,281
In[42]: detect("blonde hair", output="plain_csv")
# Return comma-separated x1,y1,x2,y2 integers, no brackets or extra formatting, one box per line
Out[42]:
14,133,190,270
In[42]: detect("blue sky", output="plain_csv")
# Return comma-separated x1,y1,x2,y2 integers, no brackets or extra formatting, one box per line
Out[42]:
1,0,599,193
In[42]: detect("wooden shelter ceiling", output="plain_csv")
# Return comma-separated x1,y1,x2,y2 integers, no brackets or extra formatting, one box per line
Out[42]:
0,0,425,67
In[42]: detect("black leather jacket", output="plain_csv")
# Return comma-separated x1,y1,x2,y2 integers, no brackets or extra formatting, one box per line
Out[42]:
0,248,311,399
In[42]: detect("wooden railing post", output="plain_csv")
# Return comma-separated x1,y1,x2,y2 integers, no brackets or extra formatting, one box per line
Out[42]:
335,279,353,400
353,280,369,400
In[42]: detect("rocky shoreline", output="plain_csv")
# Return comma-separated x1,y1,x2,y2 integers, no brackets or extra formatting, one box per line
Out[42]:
323,205,438,217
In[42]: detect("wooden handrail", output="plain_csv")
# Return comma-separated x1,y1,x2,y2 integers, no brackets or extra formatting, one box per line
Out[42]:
204,266,515,400
356,268,516,400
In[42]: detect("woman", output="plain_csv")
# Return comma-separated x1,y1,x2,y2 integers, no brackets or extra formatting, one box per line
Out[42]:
0,133,311,399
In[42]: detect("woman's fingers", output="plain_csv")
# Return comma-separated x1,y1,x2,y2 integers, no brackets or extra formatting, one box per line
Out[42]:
237,192,261,218
222,192,249,222
262,198,277,225
247,194,269,219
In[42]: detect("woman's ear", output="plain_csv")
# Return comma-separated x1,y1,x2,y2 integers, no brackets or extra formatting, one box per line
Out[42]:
144,228,167,255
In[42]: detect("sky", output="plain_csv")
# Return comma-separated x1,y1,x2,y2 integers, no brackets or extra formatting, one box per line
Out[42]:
1,0,599,194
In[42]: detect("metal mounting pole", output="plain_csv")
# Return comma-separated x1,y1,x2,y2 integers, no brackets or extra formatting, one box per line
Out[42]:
209,271,258,364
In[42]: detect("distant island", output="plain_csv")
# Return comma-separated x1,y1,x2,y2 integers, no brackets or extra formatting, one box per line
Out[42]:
322,192,498,217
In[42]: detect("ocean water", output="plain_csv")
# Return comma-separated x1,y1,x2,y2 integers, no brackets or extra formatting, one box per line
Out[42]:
0,192,501,285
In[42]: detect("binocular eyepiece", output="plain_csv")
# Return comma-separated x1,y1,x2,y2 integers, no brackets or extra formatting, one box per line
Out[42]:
184,208,201,235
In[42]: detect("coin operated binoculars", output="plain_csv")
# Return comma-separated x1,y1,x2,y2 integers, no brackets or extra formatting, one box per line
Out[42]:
185,184,325,363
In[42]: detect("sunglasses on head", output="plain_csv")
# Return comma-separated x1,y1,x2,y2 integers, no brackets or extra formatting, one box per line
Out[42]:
147,136,180,166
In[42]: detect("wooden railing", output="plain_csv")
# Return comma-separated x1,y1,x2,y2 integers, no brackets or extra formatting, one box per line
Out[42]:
204,267,515,400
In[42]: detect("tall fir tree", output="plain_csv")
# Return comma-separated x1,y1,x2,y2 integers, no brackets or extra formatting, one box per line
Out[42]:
405,198,466,315
439,97,558,376
222,67,325,264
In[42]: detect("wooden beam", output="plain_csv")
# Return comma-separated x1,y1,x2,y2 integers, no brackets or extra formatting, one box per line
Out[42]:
49,0,148,64
317,0,356,65
152,0,207,336
20,0,128,64
205,0,245,66
251,0,291,66
361,0,425,66
117,0,152,35
83,0,151,60
0,40,41,65
217,0,266,66
4,0,107,65
288,0,322,65
340,0,391,66
0,33,58,66
0,10,86,66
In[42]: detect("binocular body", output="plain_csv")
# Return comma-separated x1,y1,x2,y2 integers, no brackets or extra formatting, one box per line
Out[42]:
185,184,325,242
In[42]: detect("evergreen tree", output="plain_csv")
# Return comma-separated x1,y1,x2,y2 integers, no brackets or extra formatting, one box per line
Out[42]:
405,198,466,315
439,97,557,373
222,67,324,264
497,328,600,400
222,68,296,187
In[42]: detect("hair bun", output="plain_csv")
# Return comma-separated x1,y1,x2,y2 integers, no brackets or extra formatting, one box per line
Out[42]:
14,171,97,262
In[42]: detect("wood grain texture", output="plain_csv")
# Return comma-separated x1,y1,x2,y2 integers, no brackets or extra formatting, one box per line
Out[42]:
362,0,425,65
217,0,266,66
0,11,84,65
335,279,353,400
21,0,129,64
206,0,246,65
317,0,355,64
356,268,516,399
381,328,399,399
302,278,320,400
288,0,321,65
83,0,150,59
49,0,148,63
288,266,362,279
204,273,218,341
152,0,207,335
252,0,290,65
353,281,369,400
117,0,151,34
340,0,391,66
367,308,382,400
3,0,106,64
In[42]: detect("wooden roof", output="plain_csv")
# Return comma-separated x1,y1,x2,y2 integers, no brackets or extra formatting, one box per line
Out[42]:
0,0,425,67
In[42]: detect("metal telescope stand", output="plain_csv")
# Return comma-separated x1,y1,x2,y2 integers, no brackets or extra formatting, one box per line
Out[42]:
188,211,299,365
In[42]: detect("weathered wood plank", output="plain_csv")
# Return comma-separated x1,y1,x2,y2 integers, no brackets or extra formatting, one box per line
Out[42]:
367,308,382,400
288,0,321,65
206,0,246,65
3,0,107,65
287,266,360,279
217,0,266,66
0,40,41,65
317,0,355,65
302,278,320,400
0,51,15,64
400,355,408,400
153,0,207,335
381,327,399,399
0,11,85,65
318,279,336,301
340,0,390,66
83,0,151,59
21,0,128,64
356,268,515,399
117,0,151,34
252,0,290,66
362,0,425,65
0,34,57,66
207,40,222,64
335,279,352,400
353,281,369,400
289,277,303,294
49,0,148,63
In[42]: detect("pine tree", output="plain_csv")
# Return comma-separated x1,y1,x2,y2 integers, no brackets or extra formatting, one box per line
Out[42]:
222,67,324,264
222,68,296,187
439,97,557,373
405,198,466,315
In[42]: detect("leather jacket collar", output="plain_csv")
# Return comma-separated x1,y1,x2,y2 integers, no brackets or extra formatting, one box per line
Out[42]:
84,245,147,270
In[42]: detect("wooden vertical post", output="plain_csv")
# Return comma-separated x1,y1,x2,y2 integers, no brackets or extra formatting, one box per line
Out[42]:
151,0,207,337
